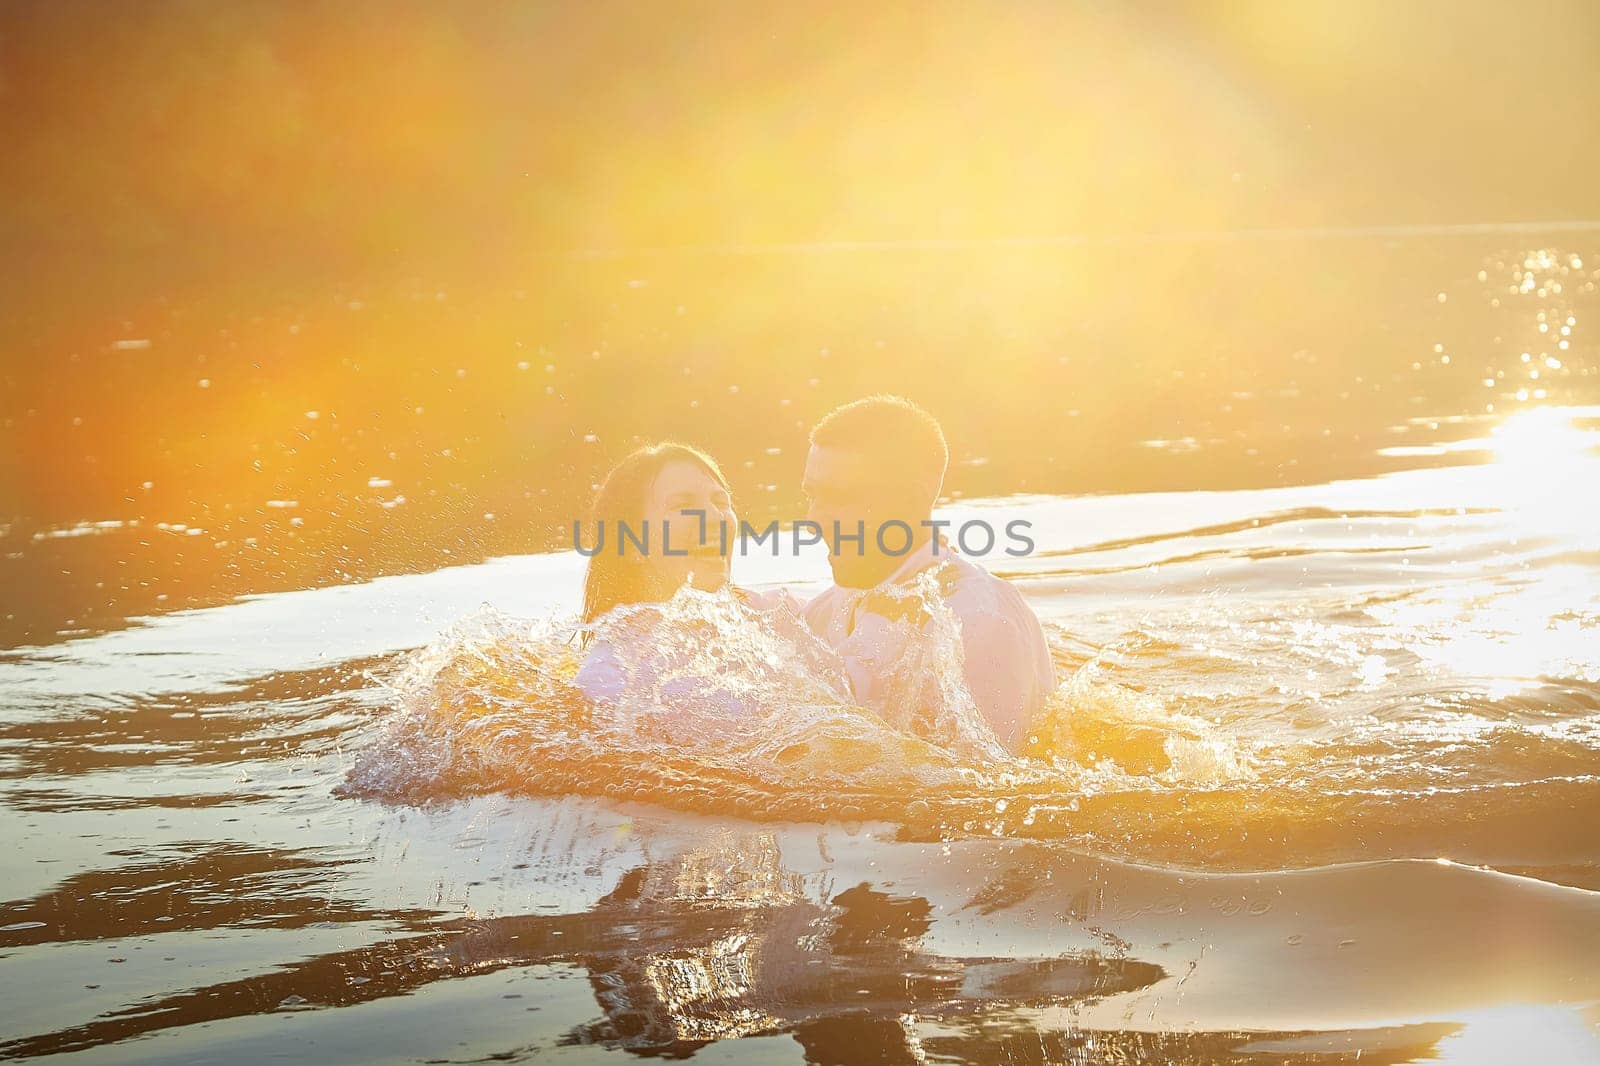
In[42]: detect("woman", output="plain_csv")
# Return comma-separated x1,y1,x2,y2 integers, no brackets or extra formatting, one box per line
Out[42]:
580,442,746,627
574,443,844,727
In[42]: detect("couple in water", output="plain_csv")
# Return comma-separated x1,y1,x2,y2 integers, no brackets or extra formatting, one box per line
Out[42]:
574,395,1054,754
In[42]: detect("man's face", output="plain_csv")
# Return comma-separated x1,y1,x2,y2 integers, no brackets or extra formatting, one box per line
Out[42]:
802,444,912,586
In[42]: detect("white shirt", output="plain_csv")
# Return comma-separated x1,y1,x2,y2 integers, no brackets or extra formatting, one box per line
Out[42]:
802,537,1054,752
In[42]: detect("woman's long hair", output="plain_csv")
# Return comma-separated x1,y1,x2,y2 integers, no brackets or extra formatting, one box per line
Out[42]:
581,442,731,625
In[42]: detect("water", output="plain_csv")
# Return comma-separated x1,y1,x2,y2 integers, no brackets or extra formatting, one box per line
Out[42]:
4,240,1600,1062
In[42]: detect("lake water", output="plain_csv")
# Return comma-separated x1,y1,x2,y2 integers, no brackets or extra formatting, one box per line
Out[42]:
3,235,1599,1062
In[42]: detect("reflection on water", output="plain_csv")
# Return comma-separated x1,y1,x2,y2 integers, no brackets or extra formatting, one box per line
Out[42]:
0,830,1165,1060
557,836,1164,1056
6,808,1600,1062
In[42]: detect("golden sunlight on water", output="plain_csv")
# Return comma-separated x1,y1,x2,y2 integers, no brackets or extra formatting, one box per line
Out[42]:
1490,405,1600,535
4,4,1600,1063
1430,1005,1600,1064
7,305,1600,1062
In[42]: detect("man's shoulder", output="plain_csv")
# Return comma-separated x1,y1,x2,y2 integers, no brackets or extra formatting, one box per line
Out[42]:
939,554,1050,646
938,553,1020,613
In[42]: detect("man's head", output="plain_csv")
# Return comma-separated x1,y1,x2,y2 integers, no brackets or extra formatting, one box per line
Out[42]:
803,395,948,587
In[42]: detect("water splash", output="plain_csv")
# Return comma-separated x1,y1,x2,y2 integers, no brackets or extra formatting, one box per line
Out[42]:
340,566,1600,874
344,583,1253,833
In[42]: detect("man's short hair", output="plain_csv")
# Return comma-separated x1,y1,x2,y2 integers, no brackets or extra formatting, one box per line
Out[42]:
810,394,949,499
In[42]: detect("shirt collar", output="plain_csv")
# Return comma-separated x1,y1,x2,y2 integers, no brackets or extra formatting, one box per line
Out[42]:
882,532,957,587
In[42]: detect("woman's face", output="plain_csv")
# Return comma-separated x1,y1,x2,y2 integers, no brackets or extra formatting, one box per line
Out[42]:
643,459,736,595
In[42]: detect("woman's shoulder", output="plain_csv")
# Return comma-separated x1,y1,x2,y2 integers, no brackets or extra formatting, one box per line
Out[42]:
574,601,671,702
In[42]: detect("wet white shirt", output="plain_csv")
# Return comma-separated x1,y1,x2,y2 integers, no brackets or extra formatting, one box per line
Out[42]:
802,537,1055,752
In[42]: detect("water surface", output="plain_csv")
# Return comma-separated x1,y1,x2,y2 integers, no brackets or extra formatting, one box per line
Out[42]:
3,238,1599,1062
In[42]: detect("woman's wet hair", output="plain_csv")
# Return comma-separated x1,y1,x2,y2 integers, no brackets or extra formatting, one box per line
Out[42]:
581,442,730,624
810,394,948,501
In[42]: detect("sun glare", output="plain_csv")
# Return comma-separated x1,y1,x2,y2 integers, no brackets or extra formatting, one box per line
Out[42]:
1430,1004,1600,1064
1488,406,1600,539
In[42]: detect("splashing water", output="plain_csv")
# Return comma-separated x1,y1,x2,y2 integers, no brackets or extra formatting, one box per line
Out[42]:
343,513,1600,874
344,580,1256,844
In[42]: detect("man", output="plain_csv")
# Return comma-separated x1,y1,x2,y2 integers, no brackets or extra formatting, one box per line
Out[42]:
800,395,1054,752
